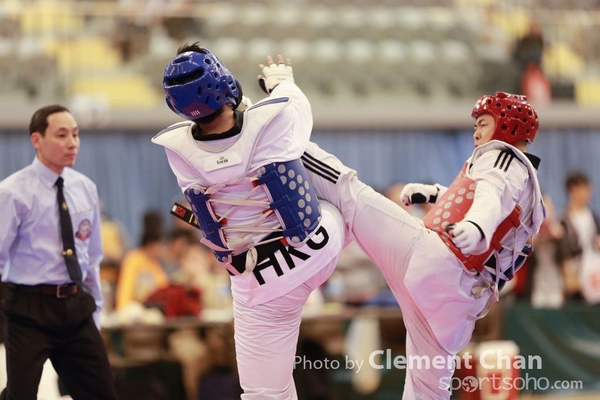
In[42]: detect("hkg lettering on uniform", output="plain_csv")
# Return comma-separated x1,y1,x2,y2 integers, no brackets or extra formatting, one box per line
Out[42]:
253,226,329,285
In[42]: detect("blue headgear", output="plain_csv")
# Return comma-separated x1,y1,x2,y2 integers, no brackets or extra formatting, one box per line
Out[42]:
163,49,240,120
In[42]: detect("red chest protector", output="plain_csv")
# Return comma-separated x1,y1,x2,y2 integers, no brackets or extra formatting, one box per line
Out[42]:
423,164,522,273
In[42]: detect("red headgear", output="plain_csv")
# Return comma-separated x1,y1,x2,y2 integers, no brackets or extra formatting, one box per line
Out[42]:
471,91,539,145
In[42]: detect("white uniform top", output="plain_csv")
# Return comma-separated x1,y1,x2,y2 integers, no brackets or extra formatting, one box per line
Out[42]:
462,140,545,276
152,82,346,306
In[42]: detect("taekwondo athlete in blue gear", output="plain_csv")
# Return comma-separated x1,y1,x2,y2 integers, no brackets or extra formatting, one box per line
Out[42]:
152,43,348,400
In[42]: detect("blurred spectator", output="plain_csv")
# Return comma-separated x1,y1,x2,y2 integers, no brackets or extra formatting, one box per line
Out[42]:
512,20,551,105
143,229,204,319
179,241,233,311
155,228,238,400
159,0,200,42
100,203,130,266
513,20,545,73
115,210,168,310
99,202,130,312
115,0,202,62
162,199,233,310
161,228,198,280
114,225,227,400
560,172,600,299
144,228,204,400
529,194,566,308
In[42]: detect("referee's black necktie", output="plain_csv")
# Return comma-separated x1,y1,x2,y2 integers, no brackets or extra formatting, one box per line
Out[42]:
55,177,83,284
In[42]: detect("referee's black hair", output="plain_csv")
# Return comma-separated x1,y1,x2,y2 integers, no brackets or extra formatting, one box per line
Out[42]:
29,104,70,136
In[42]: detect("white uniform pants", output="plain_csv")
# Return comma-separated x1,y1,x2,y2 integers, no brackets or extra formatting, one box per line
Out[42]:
303,142,492,399
233,258,338,400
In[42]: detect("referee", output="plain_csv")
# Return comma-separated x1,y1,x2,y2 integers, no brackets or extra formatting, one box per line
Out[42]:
0,105,117,399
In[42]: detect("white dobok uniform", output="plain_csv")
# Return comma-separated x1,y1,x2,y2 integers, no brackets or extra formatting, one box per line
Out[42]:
152,82,347,400
302,140,544,400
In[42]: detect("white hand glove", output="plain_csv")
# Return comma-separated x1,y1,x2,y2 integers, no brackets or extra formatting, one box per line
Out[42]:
235,95,253,112
258,59,294,94
449,220,486,255
400,183,443,206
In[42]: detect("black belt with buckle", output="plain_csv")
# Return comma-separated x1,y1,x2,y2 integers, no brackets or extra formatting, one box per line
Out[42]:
10,283,79,298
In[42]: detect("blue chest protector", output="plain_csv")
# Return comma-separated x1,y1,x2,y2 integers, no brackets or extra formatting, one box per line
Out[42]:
184,158,322,263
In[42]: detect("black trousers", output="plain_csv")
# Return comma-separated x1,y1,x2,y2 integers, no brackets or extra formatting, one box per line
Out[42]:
1,285,118,400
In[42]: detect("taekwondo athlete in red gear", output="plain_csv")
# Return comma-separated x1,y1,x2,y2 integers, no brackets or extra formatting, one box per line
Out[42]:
301,92,545,399
152,44,348,400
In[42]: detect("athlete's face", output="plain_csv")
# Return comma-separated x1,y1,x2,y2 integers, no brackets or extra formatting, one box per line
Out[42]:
473,114,495,147
31,111,80,174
